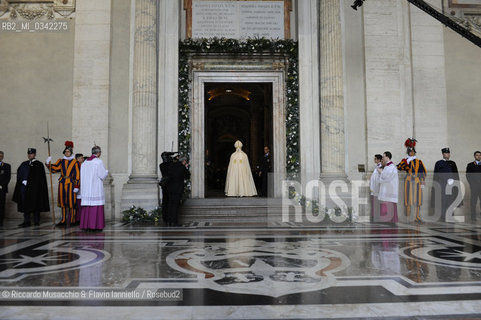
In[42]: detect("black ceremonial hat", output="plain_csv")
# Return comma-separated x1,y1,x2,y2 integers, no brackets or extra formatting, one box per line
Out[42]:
442,147,450,153
27,148,36,154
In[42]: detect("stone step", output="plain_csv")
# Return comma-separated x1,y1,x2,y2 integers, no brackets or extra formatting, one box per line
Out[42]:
178,197,359,225
179,198,286,224
183,197,282,206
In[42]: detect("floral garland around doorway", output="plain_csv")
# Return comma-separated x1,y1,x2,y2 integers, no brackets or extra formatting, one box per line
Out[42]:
178,38,300,194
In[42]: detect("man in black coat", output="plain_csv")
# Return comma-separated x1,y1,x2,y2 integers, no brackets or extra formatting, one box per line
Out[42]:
159,152,175,225
431,148,460,221
0,151,11,226
258,146,272,197
466,151,481,221
165,156,190,227
12,148,50,227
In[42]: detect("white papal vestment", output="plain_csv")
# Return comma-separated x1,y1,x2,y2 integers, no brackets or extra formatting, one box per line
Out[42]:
225,141,257,197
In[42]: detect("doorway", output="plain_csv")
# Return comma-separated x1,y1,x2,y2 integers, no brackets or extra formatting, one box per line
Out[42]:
191,71,286,199
204,82,273,197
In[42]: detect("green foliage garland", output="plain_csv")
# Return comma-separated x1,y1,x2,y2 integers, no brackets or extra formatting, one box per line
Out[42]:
178,38,300,183
122,206,162,224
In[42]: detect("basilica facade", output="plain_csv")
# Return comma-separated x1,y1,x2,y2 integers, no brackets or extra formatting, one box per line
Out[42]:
1,0,480,221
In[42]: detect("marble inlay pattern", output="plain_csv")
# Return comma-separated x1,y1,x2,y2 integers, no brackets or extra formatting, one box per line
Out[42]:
0,220,480,319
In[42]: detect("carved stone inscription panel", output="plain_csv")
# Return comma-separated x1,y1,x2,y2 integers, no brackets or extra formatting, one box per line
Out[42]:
191,0,284,39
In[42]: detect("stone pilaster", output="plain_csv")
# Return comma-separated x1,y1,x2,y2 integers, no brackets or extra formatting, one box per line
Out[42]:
121,0,159,211
157,0,180,162
298,0,321,181
72,0,114,217
72,0,111,167
319,0,346,178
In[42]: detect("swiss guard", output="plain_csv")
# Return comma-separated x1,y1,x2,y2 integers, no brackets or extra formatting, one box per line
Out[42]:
46,141,80,227
397,138,427,223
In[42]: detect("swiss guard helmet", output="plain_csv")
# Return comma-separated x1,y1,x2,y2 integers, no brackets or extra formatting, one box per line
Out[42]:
404,138,417,154
63,141,74,154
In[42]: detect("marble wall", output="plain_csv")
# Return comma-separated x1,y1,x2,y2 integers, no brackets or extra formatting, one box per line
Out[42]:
0,17,75,219
444,28,481,168
363,0,417,165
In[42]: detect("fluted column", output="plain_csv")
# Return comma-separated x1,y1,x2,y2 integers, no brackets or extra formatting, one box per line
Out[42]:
320,0,346,177
130,0,157,182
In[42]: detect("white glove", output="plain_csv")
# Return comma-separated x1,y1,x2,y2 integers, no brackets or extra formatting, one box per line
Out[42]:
46,156,52,164
73,188,79,193
0,185,2,190
22,180,27,186
447,178,454,185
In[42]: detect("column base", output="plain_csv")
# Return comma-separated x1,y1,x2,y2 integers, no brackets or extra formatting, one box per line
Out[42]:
319,172,348,182
318,173,367,221
120,176,159,212
103,175,114,221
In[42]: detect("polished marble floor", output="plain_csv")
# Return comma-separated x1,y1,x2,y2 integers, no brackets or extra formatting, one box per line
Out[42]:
1,219,481,319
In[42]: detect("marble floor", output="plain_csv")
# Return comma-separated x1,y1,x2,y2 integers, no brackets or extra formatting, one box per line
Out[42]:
1,219,481,319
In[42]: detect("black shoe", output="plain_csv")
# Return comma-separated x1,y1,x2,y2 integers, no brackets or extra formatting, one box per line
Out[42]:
34,222,40,226
56,222,66,227
18,222,31,228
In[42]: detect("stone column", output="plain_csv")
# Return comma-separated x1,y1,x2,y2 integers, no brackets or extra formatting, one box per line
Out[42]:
319,0,346,178
298,0,321,182
121,0,159,211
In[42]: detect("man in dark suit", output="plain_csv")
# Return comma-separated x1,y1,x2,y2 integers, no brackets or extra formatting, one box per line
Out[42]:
12,148,50,227
159,152,175,225
165,156,190,227
431,148,460,221
258,146,272,197
0,151,11,226
466,151,481,221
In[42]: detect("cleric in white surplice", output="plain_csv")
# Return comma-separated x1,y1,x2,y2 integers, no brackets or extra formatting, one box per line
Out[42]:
377,151,399,223
79,145,109,231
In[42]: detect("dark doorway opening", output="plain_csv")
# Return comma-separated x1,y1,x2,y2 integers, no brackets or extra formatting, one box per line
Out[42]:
204,82,273,198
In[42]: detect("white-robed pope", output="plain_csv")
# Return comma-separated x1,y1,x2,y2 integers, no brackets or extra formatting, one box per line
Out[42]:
225,140,257,197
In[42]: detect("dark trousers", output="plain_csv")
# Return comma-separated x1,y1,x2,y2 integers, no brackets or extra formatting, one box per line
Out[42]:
470,187,481,220
167,192,182,225
161,187,169,223
0,192,5,224
260,173,268,197
24,211,40,224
